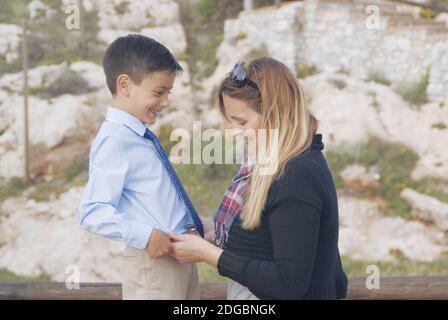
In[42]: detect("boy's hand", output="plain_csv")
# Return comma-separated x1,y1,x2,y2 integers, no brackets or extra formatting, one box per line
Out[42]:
146,228,172,258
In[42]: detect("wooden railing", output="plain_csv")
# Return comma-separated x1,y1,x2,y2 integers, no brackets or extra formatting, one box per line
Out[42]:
0,277,447,299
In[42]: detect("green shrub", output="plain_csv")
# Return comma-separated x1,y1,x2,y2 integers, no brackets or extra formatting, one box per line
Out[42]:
367,71,391,86
327,138,448,218
420,8,437,19
326,139,419,219
31,69,93,98
0,55,22,76
113,1,130,15
0,268,51,281
0,123,10,137
336,66,350,75
64,155,88,183
187,30,223,79
431,122,447,130
0,177,25,201
329,78,347,90
27,180,67,201
195,0,219,19
296,63,317,79
396,73,429,107
181,0,240,82
244,44,268,62
234,31,247,41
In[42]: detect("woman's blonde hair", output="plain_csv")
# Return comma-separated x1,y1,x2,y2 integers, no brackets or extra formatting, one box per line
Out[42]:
217,57,318,230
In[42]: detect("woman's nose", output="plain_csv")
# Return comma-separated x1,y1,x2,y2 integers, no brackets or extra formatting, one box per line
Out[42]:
228,127,244,137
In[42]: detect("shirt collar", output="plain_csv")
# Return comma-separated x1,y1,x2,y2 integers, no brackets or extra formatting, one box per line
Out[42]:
105,107,147,137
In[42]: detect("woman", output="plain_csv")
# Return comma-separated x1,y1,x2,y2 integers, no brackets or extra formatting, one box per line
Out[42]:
169,57,348,300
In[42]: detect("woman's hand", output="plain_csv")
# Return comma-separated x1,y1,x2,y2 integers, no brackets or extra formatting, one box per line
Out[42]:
168,233,204,263
169,233,223,267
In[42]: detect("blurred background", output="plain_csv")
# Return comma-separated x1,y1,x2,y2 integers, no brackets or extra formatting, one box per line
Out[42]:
0,0,447,284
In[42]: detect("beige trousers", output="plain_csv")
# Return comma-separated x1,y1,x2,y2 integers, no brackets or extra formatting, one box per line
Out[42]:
121,245,199,300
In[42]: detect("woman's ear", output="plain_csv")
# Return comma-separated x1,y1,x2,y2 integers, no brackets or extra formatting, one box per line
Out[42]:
116,74,131,98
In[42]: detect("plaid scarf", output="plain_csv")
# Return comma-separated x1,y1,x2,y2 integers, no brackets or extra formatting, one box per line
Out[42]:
213,158,254,248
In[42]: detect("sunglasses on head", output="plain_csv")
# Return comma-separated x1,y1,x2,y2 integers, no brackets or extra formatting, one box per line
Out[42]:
229,63,259,90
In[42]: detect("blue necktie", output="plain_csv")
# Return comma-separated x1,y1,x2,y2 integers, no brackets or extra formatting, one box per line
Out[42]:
144,128,204,238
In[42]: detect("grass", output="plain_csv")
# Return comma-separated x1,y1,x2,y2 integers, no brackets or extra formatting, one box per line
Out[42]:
0,268,51,282
395,73,429,107
177,162,238,217
113,1,130,15
329,78,347,90
244,44,268,62
367,71,391,86
30,69,94,99
0,124,10,137
27,180,68,202
326,138,448,219
296,63,317,79
180,0,229,82
420,8,437,19
432,122,447,130
0,152,88,203
2,255,446,283
233,31,247,42
198,254,448,283
198,263,226,283
191,32,223,79
0,177,25,202
342,253,448,277
0,55,22,77
336,66,350,75
158,125,239,217
27,156,88,202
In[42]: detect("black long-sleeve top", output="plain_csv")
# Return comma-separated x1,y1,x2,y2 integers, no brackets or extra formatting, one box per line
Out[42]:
217,134,348,300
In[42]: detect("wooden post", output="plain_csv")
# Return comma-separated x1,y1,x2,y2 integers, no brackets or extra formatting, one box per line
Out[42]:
21,16,30,187
79,0,86,57
0,277,447,300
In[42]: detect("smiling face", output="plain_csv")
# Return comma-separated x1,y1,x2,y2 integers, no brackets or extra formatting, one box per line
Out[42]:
222,94,261,148
129,70,175,125
115,70,175,125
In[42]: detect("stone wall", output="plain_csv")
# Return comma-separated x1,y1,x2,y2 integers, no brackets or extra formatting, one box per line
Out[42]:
208,0,448,104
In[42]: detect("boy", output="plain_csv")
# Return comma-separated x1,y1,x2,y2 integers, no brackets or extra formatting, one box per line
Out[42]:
79,34,205,300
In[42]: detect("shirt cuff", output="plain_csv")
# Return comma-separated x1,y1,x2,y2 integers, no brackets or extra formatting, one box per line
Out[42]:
124,222,153,250
217,249,250,284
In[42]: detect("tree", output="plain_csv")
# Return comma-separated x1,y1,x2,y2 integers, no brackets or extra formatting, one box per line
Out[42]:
12,1,31,186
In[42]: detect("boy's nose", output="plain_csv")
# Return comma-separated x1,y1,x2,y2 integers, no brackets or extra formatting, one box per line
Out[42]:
160,96,170,109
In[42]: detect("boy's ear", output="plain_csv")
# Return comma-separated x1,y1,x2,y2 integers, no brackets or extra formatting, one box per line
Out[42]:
116,74,131,98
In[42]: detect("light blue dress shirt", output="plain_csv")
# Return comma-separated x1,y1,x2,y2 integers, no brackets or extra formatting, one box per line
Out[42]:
79,107,193,249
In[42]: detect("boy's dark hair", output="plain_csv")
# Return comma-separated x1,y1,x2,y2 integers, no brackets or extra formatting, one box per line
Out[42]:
102,34,183,95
